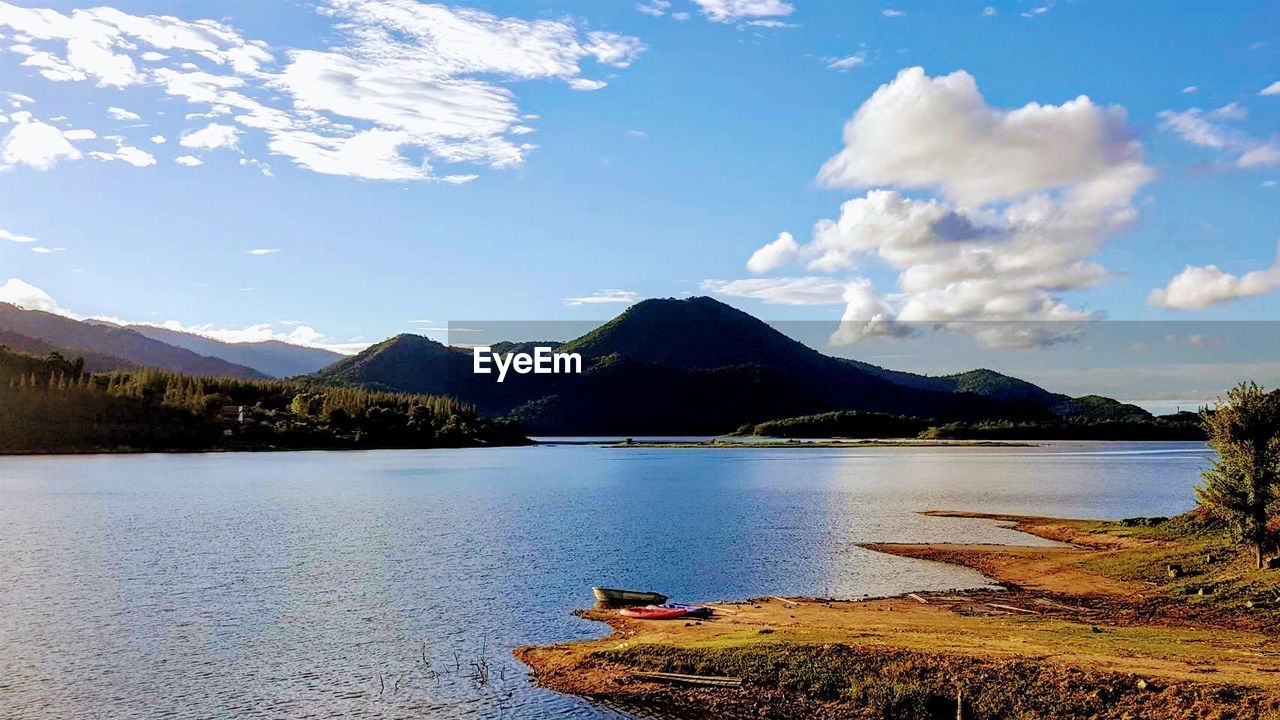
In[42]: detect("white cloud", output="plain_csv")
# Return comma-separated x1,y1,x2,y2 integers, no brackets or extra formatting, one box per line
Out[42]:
1181,85,1197,94
1148,242,1280,309
0,228,37,243
88,139,155,167
1159,104,1279,169
752,67,1151,348
564,289,640,305
829,278,912,345
637,0,672,17
746,231,799,273
826,51,867,72
150,134,165,144
30,245,64,253
1238,139,1280,169
982,6,996,16
174,154,202,166
179,121,238,149
817,67,1149,206
0,112,82,169
0,277,58,312
701,277,848,305
0,0,643,182
882,9,905,17
567,78,608,92
239,157,272,177
61,127,96,140
106,105,139,120
692,0,794,23
1210,102,1247,120
1260,80,1280,96
247,248,280,255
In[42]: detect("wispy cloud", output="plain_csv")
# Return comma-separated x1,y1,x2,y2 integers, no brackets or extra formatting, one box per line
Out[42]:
0,228,37,244
0,0,644,182
564,289,641,305
702,277,847,305
247,248,281,256
825,50,868,71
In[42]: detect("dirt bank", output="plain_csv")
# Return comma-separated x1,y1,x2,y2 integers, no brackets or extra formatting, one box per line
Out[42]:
516,511,1280,719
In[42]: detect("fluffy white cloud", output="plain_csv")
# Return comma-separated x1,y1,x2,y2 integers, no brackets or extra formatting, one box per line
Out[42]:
701,277,847,305
0,112,82,169
817,67,1149,207
0,228,37,243
1260,81,1280,97
692,0,794,23
829,278,912,345
30,245,64,253
179,121,238,149
150,134,165,143
0,0,643,181
746,231,799,273
750,67,1151,348
106,105,139,120
564,289,640,305
1148,243,1280,309
0,277,58,311
174,154,202,166
247,248,280,255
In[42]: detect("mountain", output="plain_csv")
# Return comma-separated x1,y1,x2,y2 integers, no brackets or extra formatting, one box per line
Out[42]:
0,328,134,371
317,297,1090,434
0,303,265,379
125,325,343,378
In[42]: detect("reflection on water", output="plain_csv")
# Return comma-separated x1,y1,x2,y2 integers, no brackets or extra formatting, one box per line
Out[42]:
0,441,1213,718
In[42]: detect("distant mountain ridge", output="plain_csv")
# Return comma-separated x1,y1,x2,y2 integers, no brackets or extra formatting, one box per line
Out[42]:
316,296,1147,433
0,303,264,379
125,324,343,378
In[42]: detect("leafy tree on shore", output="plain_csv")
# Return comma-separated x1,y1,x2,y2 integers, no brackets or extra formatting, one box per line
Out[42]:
1196,382,1280,569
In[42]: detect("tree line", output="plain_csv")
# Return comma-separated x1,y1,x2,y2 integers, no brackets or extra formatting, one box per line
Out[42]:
0,346,526,454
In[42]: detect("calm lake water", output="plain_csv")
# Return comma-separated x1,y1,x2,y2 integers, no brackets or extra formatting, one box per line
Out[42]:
0,441,1213,719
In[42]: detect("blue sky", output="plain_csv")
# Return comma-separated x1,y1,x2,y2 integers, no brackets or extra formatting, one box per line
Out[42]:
0,0,1277,405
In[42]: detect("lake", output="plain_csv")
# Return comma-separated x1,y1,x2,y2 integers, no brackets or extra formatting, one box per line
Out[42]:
0,441,1213,719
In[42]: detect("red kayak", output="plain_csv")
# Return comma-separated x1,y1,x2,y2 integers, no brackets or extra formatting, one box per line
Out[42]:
619,605,688,620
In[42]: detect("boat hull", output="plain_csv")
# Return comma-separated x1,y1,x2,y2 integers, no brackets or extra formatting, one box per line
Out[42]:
592,586,669,606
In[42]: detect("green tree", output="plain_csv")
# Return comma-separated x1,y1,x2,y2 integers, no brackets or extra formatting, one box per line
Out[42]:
1196,382,1280,569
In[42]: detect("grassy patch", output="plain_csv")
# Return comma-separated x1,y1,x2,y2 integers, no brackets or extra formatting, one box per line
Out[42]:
591,643,1280,720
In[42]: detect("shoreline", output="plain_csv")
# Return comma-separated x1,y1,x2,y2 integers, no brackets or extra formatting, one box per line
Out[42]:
515,511,1280,719
608,439,1036,448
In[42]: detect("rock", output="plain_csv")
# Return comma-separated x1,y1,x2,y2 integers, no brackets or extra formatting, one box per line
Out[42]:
1167,564,1182,578
1136,679,1148,691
